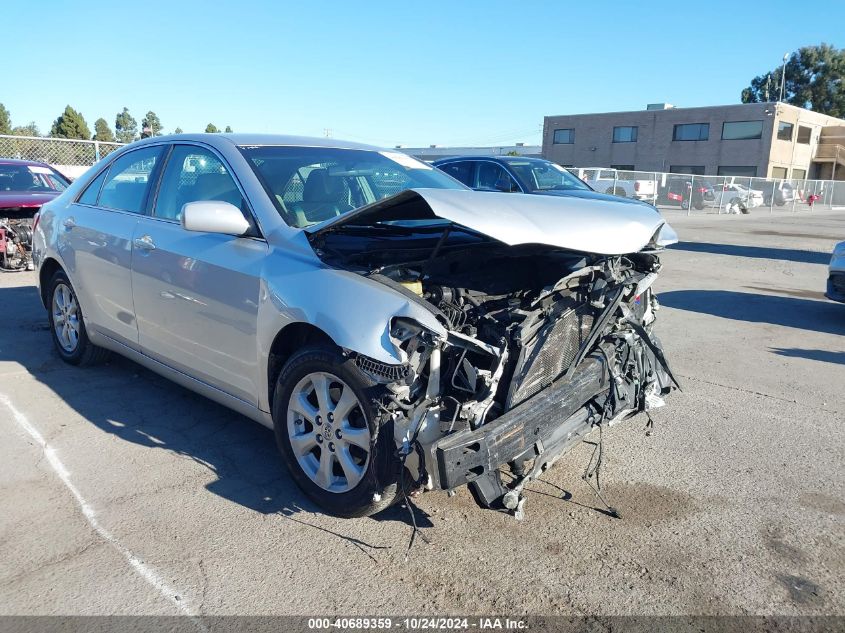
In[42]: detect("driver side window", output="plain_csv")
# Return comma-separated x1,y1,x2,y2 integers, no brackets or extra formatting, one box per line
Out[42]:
154,145,247,222
474,162,519,192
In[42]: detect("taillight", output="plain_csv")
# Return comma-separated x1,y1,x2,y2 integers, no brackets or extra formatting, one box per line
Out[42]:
698,187,707,193
32,212,40,234
634,182,641,191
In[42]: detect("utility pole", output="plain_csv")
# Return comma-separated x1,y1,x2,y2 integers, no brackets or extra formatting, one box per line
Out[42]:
779,52,789,102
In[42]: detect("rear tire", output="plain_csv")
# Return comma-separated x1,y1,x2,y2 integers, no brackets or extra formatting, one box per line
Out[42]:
47,270,110,366
272,344,402,517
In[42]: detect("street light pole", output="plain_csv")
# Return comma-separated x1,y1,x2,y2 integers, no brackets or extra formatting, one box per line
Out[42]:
779,52,789,102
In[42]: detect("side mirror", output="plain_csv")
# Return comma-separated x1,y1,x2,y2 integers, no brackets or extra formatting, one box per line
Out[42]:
181,200,250,236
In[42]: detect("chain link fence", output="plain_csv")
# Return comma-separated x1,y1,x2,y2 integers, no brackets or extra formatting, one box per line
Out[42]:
569,167,845,215
0,134,124,179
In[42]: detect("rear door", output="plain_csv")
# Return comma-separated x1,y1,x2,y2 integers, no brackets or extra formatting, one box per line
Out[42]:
130,143,267,405
436,161,474,187
61,145,165,347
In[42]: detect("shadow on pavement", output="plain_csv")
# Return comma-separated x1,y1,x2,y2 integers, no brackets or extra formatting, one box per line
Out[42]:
771,348,845,366
669,241,831,265
0,283,417,550
659,289,845,336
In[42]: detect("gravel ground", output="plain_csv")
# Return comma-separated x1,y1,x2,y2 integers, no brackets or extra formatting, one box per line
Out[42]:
0,206,842,617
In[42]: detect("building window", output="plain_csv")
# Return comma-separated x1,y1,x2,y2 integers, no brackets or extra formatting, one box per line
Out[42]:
721,120,763,140
673,123,709,141
612,126,638,143
717,166,757,177
777,122,794,141
771,166,788,179
792,168,807,180
610,164,635,170
553,128,574,144
797,126,812,144
669,165,706,175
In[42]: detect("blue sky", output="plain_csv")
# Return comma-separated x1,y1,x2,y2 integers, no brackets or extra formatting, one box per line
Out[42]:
5,0,843,147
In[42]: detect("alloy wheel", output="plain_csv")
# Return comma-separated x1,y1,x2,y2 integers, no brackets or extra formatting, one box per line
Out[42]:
286,371,371,493
52,283,80,353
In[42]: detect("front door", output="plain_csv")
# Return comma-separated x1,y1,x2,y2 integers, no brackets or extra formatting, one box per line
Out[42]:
130,144,267,405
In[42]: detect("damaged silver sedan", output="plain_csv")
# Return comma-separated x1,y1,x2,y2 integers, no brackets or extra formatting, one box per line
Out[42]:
33,134,678,518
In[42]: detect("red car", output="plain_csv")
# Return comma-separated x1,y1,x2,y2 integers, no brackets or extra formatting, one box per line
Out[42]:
1,158,71,216
0,159,70,271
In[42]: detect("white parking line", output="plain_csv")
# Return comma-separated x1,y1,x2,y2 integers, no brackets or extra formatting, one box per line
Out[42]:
0,392,196,616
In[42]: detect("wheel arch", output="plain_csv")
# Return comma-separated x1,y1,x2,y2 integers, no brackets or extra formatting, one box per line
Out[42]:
39,257,64,309
267,322,336,411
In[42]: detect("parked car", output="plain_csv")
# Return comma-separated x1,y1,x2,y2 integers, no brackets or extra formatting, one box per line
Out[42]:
760,181,797,206
706,182,764,214
827,241,845,303
0,159,71,270
33,134,677,518
573,168,658,203
657,176,716,210
432,156,656,209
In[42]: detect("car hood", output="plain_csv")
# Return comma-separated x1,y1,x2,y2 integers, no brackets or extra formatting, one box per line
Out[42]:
0,191,61,209
306,188,678,255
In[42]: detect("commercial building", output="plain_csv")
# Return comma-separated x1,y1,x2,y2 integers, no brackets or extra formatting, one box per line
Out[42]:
542,102,845,180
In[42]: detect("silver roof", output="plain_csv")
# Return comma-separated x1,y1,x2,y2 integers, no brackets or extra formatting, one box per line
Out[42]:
132,133,383,151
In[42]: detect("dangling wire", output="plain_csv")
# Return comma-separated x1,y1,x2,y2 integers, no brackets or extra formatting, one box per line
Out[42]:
581,421,620,518
399,440,431,558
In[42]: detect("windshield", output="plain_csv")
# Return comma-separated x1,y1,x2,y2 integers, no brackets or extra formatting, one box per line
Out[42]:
239,146,466,228
501,158,590,193
0,164,69,193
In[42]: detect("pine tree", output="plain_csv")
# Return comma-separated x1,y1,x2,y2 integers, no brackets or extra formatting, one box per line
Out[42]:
141,111,163,138
93,118,116,142
0,103,11,135
50,105,92,139
115,107,138,143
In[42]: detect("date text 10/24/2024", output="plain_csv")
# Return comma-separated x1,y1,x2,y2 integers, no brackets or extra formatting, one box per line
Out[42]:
307,618,529,630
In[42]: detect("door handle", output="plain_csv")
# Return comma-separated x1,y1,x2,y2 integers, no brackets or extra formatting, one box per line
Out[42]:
63,217,76,230
133,235,156,251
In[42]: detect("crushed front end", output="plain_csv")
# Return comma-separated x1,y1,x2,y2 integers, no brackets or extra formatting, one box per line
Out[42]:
308,199,678,516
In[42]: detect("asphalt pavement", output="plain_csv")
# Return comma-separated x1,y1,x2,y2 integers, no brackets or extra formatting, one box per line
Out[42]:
0,206,842,617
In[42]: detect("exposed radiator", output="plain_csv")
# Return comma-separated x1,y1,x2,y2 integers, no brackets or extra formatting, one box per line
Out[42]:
506,304,595,408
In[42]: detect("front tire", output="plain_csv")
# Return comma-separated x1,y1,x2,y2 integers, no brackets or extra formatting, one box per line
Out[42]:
47,270,110,366
272,345,401,517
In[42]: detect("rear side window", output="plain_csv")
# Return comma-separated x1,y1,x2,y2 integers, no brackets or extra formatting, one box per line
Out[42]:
438,161,473,186
98,146,164,214
78,169,108,205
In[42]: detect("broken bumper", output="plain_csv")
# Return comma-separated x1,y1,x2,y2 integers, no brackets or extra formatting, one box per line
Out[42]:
433,355,609,491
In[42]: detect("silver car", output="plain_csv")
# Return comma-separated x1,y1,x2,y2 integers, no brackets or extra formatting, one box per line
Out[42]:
827,240,845,303
33,134,678,518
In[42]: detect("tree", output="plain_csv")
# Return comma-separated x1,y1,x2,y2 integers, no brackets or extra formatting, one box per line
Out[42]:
224,125,233,133
115,107,138,143
12,122,40,136
141,111,163,138
93,118,116,142
173,126,183,134
205,123,219,133
49,105,91,139
0,103,10,135
741,44,845,117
